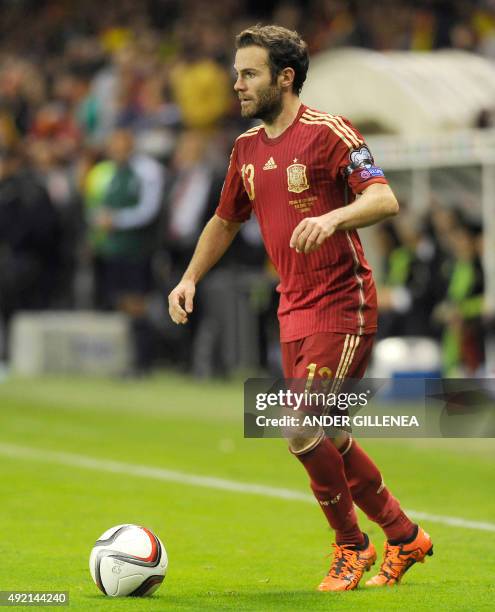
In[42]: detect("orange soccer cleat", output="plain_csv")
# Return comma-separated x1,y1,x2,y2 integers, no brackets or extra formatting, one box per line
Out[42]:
318,535,377,592
365,526,433,587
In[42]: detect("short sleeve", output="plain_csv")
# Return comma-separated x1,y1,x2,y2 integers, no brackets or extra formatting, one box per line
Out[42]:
327,116,388,195
215,143,252,222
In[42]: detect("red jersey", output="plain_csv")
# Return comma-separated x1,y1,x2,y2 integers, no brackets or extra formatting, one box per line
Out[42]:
216,104,388,342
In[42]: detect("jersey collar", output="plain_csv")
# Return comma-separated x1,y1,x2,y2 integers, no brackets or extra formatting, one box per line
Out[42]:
260,103,307,146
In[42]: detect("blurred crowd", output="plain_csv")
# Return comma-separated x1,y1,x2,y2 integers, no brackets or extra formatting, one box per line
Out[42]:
376,205,485,376
0,0,492,376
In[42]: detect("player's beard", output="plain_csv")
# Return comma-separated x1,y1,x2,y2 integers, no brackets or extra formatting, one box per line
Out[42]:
241,82,283,124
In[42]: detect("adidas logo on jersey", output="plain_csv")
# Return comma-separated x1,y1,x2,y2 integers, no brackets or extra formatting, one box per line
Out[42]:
263,157,277,170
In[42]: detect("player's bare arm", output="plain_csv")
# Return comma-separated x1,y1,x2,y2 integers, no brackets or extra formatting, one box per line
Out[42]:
290,183,399,254
168,215,241,324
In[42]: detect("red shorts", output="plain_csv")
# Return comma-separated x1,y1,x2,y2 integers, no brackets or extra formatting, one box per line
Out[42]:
281,332,374,382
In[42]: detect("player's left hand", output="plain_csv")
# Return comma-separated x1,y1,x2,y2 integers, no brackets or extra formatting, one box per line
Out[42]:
290,213,338,254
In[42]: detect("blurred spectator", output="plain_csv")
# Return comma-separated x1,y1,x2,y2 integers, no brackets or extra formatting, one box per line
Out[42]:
377,216,438,339
0,111,19,150
85,128,164,374
376,221,407,337
0,145,60,358
0,59,44,136
161,129,268,376
28,139,83,306
160,130,228,370
472,0,495,58
424,204,460,305
306,0,358,53
164,130,225,268
170,40,231,129
433,223,485,375
272,1,303,32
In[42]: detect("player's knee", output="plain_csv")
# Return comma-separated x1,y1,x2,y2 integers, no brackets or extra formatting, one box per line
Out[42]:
329,431,350,451
288,430,324,455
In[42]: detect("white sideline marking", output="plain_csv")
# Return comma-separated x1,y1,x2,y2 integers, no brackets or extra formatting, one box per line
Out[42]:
1,442,494,533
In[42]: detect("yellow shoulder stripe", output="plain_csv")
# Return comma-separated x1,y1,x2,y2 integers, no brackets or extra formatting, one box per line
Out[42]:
236,125,263,140
301,109,363,149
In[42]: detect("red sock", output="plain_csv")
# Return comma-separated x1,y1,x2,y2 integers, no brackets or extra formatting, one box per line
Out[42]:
295,438,365,547
340,438,416,542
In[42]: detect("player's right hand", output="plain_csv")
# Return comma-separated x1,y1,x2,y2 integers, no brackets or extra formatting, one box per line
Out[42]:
168,279,196,325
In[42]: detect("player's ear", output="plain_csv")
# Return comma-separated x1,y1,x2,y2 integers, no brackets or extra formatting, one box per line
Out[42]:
279,67,295,91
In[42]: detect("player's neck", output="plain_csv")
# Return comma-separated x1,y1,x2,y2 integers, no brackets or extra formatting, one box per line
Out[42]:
263,96,302,139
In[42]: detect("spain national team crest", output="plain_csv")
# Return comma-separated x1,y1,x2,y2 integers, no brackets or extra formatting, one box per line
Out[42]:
287,159,309,193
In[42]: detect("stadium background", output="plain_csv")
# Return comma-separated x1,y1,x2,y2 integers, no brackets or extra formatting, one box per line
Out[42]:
0,1,494,610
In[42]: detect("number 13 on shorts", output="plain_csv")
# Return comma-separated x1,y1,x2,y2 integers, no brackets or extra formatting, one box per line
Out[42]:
305,363,333,391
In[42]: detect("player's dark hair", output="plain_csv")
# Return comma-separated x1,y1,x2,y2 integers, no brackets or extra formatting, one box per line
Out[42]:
235,24,309,95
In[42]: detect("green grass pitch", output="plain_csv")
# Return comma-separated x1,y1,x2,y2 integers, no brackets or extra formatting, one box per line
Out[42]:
0,374,494,610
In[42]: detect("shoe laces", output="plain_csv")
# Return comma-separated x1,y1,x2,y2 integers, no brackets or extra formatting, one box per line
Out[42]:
328,543,367,579
378,542,407,580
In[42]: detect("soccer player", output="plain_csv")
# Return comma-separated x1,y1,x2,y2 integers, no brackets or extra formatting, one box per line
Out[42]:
168,24,433,591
